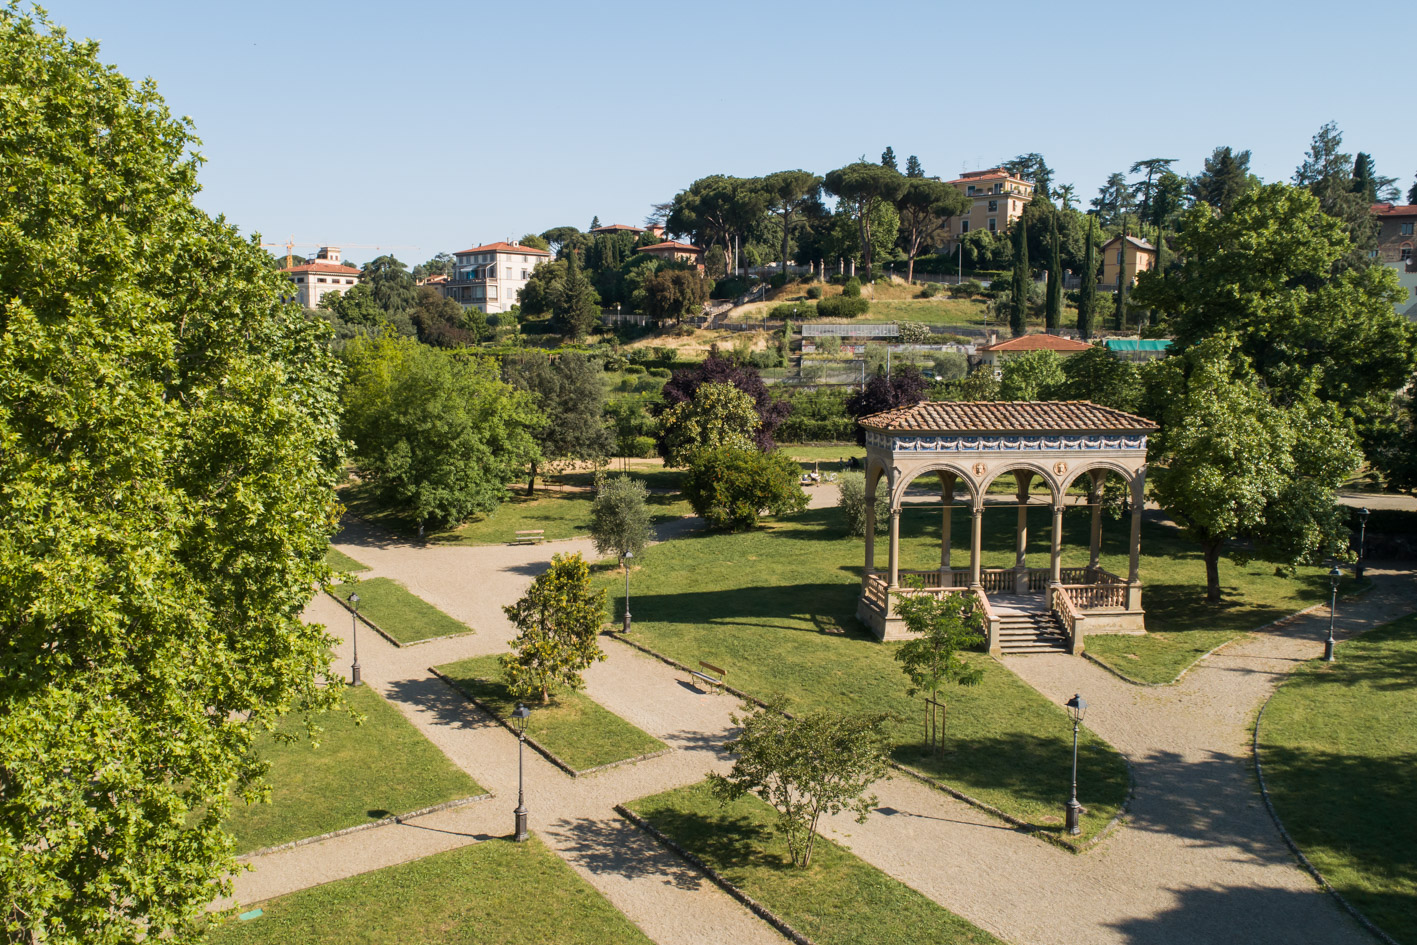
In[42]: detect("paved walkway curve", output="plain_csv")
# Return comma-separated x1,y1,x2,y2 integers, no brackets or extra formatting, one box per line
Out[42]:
231,516,1417,945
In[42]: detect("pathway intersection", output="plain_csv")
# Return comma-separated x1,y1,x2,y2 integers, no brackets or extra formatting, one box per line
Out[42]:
227,513,1416,945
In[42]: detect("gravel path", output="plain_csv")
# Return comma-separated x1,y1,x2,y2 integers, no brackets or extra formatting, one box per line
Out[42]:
232,517,1417,945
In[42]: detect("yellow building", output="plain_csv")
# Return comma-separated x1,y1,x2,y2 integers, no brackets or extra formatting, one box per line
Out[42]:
1099,235,1156,288
941,168,1034,247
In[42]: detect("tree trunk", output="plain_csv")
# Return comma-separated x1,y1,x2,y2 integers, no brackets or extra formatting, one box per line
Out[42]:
1203,539,1223,603
781,210,791,279
541,684,550,705
527,460,538,496
906,244,916,284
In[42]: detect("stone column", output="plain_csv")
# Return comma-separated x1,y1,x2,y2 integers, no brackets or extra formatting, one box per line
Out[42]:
863,485,876,578
888,508,901,588
1014,471,1034,591
1127,470,1145,609
939,473,955,572
969,503,984,587
1050,501,1065,586
1088,470,1105,571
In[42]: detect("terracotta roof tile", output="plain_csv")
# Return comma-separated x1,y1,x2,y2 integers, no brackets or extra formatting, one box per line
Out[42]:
1373,203,1417,217
979,334,1095,353
282,262,361,275
636,240,702,253
590,224,646,233
1100,234,1156,251
454,241,551,256
859,400,1157,434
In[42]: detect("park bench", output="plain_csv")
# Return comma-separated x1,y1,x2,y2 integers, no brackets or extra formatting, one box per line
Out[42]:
686,660,728,693
513,530,545,545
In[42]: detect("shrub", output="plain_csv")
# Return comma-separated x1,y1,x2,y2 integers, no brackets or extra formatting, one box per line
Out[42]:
806,285,823,299
897,322,931,345
837,472,889,537
769,301,815,320
624,364,646,375
817,295,870,319
647,366,671,378
916,283,940,298
620,434,657,458
634,376,662,393
683,446,809,531
749,349,781,370
713,276,754,300
842,277,862,298
769,273,789,289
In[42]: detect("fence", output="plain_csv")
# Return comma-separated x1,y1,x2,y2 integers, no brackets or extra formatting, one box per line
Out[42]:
801,323,899,338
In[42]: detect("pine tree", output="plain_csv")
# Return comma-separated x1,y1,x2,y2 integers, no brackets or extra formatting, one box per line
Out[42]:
590,215,600,230
1010,217,1029,337
905,155,924,178
1045,212,1062,331
881,146,898,171
1078,216,1097,339
555,250,601,341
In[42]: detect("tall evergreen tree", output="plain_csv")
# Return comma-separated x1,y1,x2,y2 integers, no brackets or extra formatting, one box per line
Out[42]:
880,146,898,171
1010,217,1029,337
1408,174,1417,205
1352,152,1377,203
555,249,601,340
1115,223,1130,331
905,154,925,178
589,215,600,230
1078,216,1098,339
1189,146,1256,214
1294,122,1376,268
1045,212,1062,331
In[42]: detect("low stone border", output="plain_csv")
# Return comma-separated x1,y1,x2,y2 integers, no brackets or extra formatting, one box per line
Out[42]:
613,804,816,945
1253,694,1399,945
608,632,1129,853
427,667,672,779
237,792,492,861
323,588,474,649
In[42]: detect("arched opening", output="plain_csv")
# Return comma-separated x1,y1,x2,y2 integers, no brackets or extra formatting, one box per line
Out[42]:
1058,466,1136,584
878,464,977,582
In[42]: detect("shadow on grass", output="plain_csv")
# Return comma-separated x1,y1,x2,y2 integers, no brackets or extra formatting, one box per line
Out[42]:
638,806,783,872
630,582,871,640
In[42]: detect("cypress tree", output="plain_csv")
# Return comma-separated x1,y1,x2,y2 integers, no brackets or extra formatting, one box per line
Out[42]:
1078,216,1097,339
1045,212,1062,331
1010,216,1028,337
1115,223,1129,331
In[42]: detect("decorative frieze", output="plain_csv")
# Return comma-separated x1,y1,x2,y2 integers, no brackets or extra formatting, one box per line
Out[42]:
865,431,1147,453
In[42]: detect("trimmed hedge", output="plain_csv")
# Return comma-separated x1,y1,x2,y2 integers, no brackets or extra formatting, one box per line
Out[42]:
816,295,870,319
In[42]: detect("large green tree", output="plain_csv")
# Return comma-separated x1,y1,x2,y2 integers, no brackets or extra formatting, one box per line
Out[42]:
657,382,759,467
553,250,601,340
998,350,1065,400
1146,335,1360,603
0,9,346,941
762,169,822,275
895,178,969,283
1044,211,1063,330
666,175,766,272
341,335,542,529
507,351,613,493
589,475,652,562
683,446,808,531
1188,146,1258,214
1293,122,1377,268
823,161,907,279
361,254,418,320
1010,215,1030,336
1001,152,1053,198
1134,184,1414,449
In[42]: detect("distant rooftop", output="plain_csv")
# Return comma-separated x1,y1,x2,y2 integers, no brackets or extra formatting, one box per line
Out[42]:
978,334,1094,354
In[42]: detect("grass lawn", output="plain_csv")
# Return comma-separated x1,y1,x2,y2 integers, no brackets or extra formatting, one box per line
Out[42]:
1258,613,1417,945
325,547,368,573
855,298,989,327
341,464,690,546
628,782,1002,945
332,577,471,645
782,446,865,469
599,505,1129,841
226,684,481,853
435,654,665,772
208,836,652,945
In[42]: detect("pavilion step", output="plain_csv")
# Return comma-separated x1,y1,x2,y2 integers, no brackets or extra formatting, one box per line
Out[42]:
997,612,1070,653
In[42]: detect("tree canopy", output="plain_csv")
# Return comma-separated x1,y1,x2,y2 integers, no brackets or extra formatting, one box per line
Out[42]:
823,161,907,279
660,349,789,452
506,351,613,492
0,9,346,939
501,553,607,704
1188,146,1258,214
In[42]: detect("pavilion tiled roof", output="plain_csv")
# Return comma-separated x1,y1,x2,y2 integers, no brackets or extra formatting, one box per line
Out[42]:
859,401,1157,434
978,334,1095,353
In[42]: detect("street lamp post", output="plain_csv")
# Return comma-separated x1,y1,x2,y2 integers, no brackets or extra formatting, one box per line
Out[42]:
1355,507,1370,581
621,551,634,633
512,703,531,842
1325,566,1342,662
348,592,362,687
1064,693,1087,835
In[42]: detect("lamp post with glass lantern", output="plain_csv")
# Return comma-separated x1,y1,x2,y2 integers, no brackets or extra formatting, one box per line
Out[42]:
512,703,531,842
1325,566,1342,662
347,592,362,687
1355,507,1370,581
621,551,634,633
1064,693,1087,835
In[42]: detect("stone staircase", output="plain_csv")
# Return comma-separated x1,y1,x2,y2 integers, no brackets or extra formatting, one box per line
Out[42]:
997,611,1070,654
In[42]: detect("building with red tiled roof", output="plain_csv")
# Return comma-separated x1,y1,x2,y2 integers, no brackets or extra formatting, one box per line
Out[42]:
444,241,552,314
977,333,1095,365
635,240,704,267
590,223,668,239
942,168,1034,249
281,246,360,309
1100,234,1156,289
1373,203,1417,266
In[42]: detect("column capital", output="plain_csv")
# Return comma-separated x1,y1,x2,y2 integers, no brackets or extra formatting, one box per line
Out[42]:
971,504,985,518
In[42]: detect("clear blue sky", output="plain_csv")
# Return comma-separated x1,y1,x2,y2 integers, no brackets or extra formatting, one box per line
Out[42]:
41,0,1412,267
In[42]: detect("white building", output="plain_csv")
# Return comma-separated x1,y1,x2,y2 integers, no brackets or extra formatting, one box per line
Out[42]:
443,241,551,313
281,246,360,309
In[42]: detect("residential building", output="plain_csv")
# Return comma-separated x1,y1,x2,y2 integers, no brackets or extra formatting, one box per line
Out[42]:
941,168,1034,248
442,240,551,313
1099,235,1156,289
1386,259,1417,319
281,246,360,309
635,240,704,267
1373,203,1417,265
590,222,666,239
976,332,1094,367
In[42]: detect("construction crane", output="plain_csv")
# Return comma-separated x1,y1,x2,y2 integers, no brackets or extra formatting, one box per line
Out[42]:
258,236,420,269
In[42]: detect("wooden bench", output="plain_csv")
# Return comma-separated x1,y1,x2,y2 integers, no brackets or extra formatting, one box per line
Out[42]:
686,660,728,693
513,530,545,545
